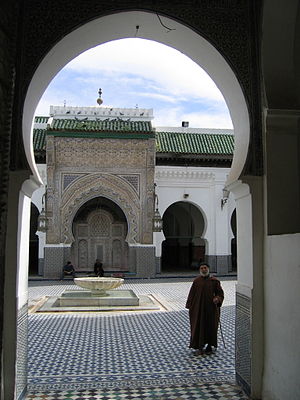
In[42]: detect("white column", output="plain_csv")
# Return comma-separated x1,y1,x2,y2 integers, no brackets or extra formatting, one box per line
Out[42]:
3,172,40,399
227,177,264,398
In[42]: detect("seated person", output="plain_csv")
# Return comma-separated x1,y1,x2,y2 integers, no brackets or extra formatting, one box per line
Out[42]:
94,259,104,277
63,261,75,277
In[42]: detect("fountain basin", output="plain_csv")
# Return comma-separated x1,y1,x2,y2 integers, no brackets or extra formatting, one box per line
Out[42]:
74,277,124,295
59,289,139,307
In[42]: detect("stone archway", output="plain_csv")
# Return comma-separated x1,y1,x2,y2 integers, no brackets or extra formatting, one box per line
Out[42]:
19,9,253,399
23,11,250,188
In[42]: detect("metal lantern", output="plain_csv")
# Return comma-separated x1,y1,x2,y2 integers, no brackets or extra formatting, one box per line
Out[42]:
221,187,230,209
153,208,163,232
37,207,47,232
152,183,163,232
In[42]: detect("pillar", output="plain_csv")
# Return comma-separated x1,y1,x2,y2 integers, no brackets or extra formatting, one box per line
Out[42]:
4,172,39,399
228,177,264,398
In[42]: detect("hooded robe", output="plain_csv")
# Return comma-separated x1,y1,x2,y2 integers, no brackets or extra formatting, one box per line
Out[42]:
186,275,224,349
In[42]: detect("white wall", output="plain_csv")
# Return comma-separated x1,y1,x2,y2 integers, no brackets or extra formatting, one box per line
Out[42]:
155,166,234,257
31,164,47,212
263,233,300,400
17,178,41,308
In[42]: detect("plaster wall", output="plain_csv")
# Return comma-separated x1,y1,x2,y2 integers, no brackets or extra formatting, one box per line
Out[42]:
228,180,253,287
266,110,300,235
155,166,234,257
31,164,47,212
17,177,41,308
263,233,300,400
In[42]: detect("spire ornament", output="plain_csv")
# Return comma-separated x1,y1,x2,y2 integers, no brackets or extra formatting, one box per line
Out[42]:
97,88,103,106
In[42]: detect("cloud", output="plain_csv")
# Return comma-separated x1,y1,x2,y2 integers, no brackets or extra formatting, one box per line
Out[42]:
129,90,179,104
35,38,233,129
66,38,225,102
180,112,233,129
153,105,232,129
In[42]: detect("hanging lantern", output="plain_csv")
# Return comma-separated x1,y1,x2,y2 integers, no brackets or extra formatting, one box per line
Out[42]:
153,208,163,232
153,183,163,232
37,207,47,232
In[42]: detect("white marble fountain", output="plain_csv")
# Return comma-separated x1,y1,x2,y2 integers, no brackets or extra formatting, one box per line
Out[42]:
74,277,124,296
34,276,163,313
58,277,139,308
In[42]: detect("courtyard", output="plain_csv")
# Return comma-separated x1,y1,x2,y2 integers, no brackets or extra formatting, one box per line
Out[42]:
26,277,248,399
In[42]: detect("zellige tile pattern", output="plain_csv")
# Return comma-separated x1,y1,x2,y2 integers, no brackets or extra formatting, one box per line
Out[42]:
26,278,247,399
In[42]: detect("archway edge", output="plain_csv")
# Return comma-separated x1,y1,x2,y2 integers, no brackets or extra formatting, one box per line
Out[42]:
162,199,208,238
23,11,249,186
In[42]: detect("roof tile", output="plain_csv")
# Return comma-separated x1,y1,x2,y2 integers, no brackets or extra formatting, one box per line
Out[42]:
49,118,153,133
156,131,234,155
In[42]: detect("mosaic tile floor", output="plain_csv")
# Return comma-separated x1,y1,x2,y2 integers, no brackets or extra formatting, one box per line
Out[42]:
26,278,248,399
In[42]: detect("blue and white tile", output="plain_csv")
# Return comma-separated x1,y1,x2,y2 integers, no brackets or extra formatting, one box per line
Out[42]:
26,278,246,399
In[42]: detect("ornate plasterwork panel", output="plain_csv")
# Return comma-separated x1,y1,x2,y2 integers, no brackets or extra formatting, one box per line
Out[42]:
62,173,87,191
54,137,153,168
60,173,140,244
119,174,140,194
45,134,155,245
73,209,128,270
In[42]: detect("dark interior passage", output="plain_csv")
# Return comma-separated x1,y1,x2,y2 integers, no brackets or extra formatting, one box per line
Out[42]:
161,201,205,273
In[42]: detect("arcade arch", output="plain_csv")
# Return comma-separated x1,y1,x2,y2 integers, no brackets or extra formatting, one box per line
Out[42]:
18,9,253,399
23,11,249,186
161,201,206,273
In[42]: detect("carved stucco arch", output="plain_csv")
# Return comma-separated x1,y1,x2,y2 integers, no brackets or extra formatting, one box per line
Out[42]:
61,173,140,244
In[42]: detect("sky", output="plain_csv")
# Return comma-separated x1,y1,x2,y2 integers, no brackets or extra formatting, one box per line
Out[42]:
35,38,233,129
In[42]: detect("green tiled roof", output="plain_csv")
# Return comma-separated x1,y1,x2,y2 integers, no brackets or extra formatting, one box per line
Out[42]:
34,116,49,124
33,129,46,151
33,120,234,158
49,118,153,134
156,131,234,155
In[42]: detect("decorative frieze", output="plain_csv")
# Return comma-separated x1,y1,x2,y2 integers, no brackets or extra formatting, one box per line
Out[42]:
50,105,153,121
156,169,215,181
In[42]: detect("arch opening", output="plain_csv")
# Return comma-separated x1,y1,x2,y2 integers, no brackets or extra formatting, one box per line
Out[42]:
18,9,252,399
161,201,206,273
23,11,249,188
71,197,129,272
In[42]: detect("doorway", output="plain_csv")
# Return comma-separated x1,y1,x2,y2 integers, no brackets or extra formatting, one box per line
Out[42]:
161,201,205,273
72,197,128,272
